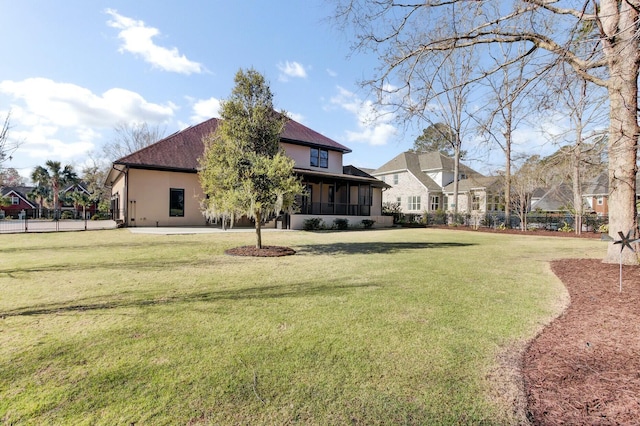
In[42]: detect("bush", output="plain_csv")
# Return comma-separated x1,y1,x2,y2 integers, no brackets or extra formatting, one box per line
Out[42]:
361,219,375,229
432,209,447,225
559,221,574,232
60,211,74,219
302,217,324,231
333,218,349,230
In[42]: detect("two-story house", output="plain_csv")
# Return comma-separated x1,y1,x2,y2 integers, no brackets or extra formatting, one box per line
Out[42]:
372,151,487,215
105,116,391,229
0,186,37,219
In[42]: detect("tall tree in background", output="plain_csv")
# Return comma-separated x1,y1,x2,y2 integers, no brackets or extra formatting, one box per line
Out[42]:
0,167,27,187
82,159,110,214
199,68,304,249
512,155,544,231
334,0,640,264
478,43,540,228
412,123,463,158
1,111,21,169
544,62,608,234
412,46,479,215
30,160,78,219
103,122,166,161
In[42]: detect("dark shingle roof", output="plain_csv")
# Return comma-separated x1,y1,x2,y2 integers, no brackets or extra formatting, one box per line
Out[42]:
114,116,351,172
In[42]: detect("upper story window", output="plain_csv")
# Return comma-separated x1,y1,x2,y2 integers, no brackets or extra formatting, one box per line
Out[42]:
11,196,19,205
597,196,604,205
393,174,399,185
310,147,328,168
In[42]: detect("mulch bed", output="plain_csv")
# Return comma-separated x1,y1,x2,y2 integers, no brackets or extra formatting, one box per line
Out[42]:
524,259,640,425
427,225,602,239
224,245,296,257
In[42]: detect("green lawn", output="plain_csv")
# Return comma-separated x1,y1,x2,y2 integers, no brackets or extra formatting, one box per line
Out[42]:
0,228,602,424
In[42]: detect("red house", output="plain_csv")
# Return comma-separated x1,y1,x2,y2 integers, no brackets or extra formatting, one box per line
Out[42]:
0,186,37,219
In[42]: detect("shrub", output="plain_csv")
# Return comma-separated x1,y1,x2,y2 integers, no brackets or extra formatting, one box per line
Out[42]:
598,223,609,234
302,217,324,231
61,211,74,220
333,218,349,230
361,219,375,229
559,221,574,232
432,209,447,225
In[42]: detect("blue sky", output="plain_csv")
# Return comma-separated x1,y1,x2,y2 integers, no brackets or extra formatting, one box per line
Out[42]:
2,1,585,184
1,0,413,181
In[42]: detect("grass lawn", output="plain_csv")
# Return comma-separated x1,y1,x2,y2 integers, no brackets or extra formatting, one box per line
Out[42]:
0,228,602,424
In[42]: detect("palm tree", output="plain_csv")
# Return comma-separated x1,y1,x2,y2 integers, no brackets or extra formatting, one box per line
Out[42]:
27,186,50,218
70,191,92,229
31,160,78,219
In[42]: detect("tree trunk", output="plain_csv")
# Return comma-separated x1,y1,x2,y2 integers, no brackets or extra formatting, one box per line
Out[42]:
504,132,511,228
452,143,460,217
601,0,639,264
605,83,638,264
572,144,582,236
255,210,263,249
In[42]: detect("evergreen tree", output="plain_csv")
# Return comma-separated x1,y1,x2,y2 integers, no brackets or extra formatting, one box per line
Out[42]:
199,68,304,249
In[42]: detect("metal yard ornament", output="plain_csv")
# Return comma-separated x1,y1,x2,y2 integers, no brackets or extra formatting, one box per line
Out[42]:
612,230,639,292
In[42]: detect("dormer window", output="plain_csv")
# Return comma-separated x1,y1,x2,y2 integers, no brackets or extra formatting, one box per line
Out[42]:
310,147,328,168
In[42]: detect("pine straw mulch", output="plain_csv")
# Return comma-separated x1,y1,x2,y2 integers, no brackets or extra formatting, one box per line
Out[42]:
524,259,640,425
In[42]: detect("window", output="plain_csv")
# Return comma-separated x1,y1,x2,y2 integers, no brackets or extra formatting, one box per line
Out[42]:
393,174,399,185
169,188,185,217
396,196,401,205
487,194,503,211
472,195,481,211
430,195,440,211
597,196,604,205
408,196,421,211
11,196,19,205
310,147,328,168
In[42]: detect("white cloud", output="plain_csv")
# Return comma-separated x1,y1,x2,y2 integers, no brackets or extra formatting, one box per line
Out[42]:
286,111,305,124
0,78,175,167
0,78,174,126
105,9,203,75
326,68,338,77
190,97,222,123
330,86,397,146
277,61,307,82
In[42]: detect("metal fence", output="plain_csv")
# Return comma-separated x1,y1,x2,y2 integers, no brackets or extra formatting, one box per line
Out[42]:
394,211,613,233
0,213,117,234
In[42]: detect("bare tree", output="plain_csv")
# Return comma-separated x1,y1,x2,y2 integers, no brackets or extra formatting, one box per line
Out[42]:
512,155,544,231
103,122,166,161
543,63,608,234
411,46,479,215
478,43,541,228
1,111,21,169
334,0,640,263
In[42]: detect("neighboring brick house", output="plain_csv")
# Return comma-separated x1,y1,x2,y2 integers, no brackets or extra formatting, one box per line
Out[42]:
0,186,37,218
60,182,99,219
583,173,640,217
105,116,391,229
442,175,504,217
371,151,489,216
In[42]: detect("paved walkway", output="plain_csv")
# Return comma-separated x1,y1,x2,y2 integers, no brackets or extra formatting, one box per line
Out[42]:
127,226,288,235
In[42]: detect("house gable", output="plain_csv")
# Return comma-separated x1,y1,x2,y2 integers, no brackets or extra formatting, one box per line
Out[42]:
0,187,37,209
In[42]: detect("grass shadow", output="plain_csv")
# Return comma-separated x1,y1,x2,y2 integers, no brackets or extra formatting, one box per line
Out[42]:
1,281,379,318
295,241,475,255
